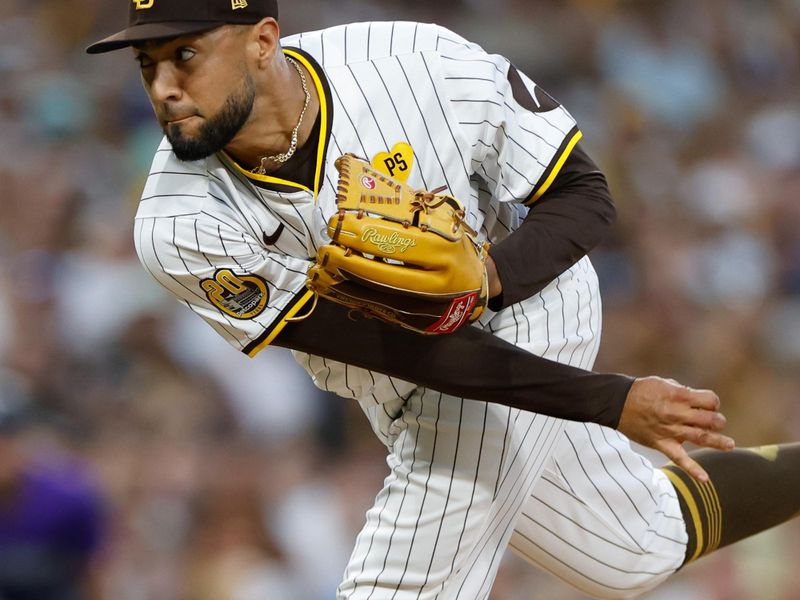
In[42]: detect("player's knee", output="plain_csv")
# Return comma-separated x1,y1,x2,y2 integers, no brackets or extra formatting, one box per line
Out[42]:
513,538,680,600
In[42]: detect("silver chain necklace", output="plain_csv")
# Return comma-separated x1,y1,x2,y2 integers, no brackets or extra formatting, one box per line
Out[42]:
251,57,311,174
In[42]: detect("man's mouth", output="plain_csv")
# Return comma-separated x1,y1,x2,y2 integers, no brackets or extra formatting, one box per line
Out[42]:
164,115,196,126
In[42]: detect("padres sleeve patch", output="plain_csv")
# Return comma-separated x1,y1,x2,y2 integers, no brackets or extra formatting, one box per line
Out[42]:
201,269,269,320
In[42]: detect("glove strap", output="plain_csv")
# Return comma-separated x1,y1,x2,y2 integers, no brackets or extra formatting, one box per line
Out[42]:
285,293,320,323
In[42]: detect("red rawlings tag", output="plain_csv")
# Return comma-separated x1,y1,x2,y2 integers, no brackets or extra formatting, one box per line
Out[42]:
426,292,478,334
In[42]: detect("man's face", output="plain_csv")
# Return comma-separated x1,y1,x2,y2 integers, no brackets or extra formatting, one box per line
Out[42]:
134,27,256,162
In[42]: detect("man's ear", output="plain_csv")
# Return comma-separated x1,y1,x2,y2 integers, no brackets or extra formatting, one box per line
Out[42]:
248,17,281,68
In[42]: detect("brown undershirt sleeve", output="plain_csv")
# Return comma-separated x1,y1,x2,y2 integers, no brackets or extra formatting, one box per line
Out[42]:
275,299,633,428
488,143,615,311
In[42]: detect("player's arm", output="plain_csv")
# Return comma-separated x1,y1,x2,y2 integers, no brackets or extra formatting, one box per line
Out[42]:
279,299,631,426
139,211,629,426
442,46,616,307
137,213,731,480
137,211,623,428
487,143,615,309
276,300,732,482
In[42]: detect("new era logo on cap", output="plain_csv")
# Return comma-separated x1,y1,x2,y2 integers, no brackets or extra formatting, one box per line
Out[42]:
232,0,249,9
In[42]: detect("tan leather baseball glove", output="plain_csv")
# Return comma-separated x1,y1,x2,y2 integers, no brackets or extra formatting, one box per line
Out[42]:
306,153,489,334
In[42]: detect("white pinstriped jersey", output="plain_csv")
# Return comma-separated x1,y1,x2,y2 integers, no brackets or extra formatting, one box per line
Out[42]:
134,21,582,363
132,21,689,598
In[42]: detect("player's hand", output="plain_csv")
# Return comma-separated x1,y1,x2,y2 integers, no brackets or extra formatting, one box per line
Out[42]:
617,376,736,482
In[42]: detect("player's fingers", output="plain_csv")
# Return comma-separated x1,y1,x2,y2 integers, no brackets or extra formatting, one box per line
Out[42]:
656,399,725,431
657,440,709,482
681,407,727,431
672,425,736,451
677,387,721,412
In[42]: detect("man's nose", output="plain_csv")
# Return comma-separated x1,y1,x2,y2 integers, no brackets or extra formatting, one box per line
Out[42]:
149,62,182,104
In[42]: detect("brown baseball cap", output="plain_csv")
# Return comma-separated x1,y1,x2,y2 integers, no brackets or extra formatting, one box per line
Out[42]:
86,0,279,54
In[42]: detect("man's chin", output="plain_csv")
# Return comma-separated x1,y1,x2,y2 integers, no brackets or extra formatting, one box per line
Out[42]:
166,134,217,162
171,146,216,162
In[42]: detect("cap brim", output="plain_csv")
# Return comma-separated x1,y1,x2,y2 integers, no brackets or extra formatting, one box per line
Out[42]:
86,21,224,54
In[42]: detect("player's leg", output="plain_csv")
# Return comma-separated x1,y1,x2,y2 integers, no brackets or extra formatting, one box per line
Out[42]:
507,257,687,599
436,257,604,599
510,423,687,599
338,393,564,599
512,434,800,600
297,348,564,598
662,443,800,564
338,258,599,599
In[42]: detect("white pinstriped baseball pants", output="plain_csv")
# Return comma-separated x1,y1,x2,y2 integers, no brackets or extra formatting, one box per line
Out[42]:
339,257,687,599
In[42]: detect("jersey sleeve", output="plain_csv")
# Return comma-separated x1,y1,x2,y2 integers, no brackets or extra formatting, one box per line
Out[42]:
134,212,314,358
439,38,582,205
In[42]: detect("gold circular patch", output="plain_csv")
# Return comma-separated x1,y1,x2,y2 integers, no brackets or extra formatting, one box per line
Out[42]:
201,269,269,320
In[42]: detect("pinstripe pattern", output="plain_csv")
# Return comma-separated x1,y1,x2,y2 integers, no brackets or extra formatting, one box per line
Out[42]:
132,20,690,599
337,258,595,599
506,261,687,599
510,443,686,599
135,23,578,356
135,141,315,349
285,23,688,599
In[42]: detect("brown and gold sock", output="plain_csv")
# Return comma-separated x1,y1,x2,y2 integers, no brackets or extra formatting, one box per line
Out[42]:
661,443,800,566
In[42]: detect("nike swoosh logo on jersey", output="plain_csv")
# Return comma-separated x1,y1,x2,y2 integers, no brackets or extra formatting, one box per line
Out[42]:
263,223,285,246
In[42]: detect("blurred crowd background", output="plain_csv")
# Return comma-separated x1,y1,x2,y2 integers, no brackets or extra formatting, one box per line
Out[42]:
0,0,798,598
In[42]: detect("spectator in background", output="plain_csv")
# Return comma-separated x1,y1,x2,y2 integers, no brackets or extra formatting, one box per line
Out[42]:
0,395,106,600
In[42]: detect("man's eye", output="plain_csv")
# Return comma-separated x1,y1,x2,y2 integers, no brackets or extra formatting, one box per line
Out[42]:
136,55,154,69
177,48,196,62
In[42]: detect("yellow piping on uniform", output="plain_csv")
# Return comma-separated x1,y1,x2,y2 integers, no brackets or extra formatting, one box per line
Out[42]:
246,290,316,358
662,468,704,563
705,479,723,552
526,129,583,205
284,48,328,201
239,168,312,191
694,479,715,554
222,49,329,197
221,152,312,192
